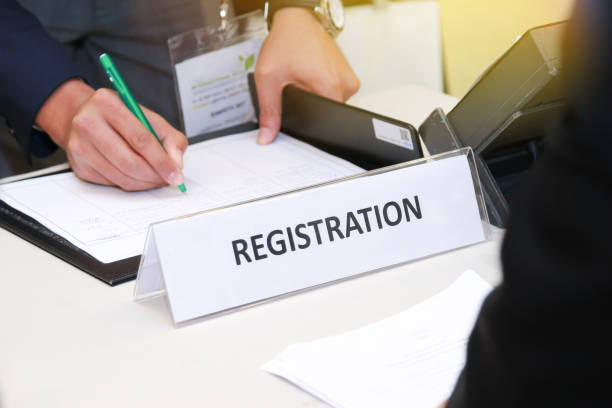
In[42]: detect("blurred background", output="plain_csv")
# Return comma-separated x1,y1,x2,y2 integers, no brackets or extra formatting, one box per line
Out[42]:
337,0,575,97
437,0,574,96
1,0,576,178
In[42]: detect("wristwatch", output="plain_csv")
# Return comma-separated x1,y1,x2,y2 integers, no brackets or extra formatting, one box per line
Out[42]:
266,0,345,38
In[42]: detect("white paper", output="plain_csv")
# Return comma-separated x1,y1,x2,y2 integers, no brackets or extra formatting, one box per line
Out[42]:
138,152,486,323
263,270,493,408
372,118,415,150
0,131,363,263
175,38,264,137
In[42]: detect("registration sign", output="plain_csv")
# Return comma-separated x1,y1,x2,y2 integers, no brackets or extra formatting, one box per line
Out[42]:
135,148,489,325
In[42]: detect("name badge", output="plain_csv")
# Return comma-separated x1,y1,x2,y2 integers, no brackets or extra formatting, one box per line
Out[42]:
135,149,489,325
169,11,267,138
174,37,264,137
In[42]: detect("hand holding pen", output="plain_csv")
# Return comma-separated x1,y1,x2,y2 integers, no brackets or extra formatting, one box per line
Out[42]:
36,57,187,192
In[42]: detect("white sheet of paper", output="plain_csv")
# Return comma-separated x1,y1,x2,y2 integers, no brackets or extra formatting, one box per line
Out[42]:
0,131,363,263
262,270,493,408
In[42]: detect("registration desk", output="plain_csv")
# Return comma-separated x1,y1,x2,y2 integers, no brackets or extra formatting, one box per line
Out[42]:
0,86,503,407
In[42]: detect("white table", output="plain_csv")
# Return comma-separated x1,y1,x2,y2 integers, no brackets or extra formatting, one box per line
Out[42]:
0,86,502,408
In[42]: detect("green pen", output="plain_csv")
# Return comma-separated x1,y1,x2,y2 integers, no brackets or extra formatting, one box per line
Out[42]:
98,53,186,193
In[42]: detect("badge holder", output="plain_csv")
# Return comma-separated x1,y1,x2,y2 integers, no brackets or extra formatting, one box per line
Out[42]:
168,10,267,138
134,147,491,326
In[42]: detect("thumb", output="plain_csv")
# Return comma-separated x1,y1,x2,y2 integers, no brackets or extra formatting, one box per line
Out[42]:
255,72,283,145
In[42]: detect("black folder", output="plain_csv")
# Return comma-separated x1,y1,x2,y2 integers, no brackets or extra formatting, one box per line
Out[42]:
0,85,422,286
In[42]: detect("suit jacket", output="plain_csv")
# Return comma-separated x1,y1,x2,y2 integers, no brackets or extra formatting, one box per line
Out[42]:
447,1,612,407
0,0,79,158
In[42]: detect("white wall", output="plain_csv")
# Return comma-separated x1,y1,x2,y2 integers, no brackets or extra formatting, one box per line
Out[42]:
337,0,443,97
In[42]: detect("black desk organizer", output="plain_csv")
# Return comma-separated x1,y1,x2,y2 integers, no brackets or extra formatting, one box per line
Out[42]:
420,22,567,227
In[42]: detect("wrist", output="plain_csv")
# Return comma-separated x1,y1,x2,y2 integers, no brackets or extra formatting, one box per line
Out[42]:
35,79,94,148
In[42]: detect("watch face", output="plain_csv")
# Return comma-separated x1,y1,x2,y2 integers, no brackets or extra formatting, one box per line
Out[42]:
327,0,345,30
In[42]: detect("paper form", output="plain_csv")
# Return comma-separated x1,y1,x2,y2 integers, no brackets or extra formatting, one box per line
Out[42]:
0,131,363,263
263,270,493,408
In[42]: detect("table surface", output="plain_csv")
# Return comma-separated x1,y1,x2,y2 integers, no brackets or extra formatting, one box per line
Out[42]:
0,86,502,408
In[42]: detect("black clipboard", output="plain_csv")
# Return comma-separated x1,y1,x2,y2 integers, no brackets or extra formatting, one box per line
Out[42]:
0,123,257,286
0,84,422,286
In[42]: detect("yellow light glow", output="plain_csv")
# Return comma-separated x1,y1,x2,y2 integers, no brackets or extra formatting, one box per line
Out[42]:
439,0,576,96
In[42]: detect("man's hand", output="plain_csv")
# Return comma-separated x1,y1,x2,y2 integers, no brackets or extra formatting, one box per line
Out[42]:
254,7,359,144
36,79,187,191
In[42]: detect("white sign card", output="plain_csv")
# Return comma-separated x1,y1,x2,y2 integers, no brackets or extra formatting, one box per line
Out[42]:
175,37,264,137
135,149,489,325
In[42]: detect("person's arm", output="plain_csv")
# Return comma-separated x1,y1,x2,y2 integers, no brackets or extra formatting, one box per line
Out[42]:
35,80,187,191
447,2,612,407
0,1,186,190
0,0,79,158
253,5,359,144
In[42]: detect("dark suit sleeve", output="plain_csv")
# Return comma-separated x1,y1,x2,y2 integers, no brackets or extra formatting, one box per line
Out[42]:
447,2,612,407
0,0,79,158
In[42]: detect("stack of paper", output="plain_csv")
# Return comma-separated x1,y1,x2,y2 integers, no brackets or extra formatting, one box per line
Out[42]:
263,270,492,408
0,131,362,263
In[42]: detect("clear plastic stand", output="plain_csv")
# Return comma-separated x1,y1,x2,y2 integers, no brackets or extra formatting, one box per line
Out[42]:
134,147,491,325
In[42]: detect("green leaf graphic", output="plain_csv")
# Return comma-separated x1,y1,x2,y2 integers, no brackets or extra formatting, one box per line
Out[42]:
244,54,255,71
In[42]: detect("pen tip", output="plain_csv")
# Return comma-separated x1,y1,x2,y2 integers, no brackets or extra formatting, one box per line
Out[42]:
178,184,187,193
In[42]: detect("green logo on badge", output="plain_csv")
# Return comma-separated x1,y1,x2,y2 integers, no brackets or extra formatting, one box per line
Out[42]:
239,54,255,71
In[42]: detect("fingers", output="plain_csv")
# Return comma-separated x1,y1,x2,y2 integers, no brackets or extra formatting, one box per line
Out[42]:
73,111,162,186
309,73,359,103
254,63,358,146
94,90,184,186
253,7,361,146
68,153,113,186
339,67,361,101
70,148,160,191
301,58,360,103
67,128,163,191
65,88,187,191
86,144,162,191
254,60,284,145
308,74,345,102
143,106,188,170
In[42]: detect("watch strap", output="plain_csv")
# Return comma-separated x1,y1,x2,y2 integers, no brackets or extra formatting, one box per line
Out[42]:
267,0,321,24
